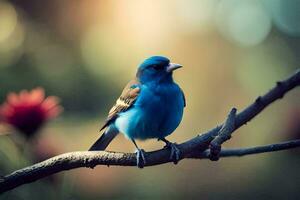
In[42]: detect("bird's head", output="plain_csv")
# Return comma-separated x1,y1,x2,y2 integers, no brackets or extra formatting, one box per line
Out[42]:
136,56,182,84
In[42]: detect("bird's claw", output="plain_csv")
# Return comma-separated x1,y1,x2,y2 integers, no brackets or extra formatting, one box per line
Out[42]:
135,149,147,168
164,142,181,164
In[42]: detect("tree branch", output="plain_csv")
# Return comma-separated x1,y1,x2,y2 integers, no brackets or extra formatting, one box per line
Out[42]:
209,107,237,160
0,69,299,194
198,139,300,158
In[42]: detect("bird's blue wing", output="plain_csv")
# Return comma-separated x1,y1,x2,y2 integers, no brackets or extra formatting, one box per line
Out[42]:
100,79,141,131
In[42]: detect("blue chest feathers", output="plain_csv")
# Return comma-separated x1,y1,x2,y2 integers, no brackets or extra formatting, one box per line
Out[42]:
115,83,184,140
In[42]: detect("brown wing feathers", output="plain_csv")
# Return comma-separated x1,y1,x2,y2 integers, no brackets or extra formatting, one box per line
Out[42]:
100,80,140,131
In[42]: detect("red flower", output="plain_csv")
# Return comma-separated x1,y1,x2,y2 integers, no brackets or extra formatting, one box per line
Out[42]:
0,88,62,138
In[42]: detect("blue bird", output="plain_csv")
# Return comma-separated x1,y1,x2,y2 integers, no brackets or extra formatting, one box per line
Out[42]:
89,56,185,168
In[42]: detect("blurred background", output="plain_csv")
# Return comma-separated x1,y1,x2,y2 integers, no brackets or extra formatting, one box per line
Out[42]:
0,0,300,199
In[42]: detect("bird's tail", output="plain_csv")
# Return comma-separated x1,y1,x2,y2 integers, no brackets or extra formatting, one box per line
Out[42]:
89,126,119,151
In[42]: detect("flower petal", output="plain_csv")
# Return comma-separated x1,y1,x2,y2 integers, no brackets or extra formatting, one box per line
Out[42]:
41,96,60,111
46,106,63,119
19,90,30,104
28,87,45,105
7,92,20,106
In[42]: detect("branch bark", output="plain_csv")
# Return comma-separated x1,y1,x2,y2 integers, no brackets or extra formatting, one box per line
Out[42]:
209,107,237,160
199,139,300,158
0,69,299,194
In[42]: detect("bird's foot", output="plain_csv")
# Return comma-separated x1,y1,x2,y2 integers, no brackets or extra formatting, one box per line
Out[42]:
164,142,181,164
135,148,147,168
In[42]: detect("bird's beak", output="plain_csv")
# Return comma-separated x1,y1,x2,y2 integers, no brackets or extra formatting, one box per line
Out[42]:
166,63,183,73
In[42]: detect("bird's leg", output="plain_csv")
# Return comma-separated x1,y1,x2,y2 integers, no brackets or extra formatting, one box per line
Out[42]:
131,139,146,168
160,138,181,164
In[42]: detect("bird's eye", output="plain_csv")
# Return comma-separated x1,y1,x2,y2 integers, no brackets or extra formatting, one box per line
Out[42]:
152,65,162,70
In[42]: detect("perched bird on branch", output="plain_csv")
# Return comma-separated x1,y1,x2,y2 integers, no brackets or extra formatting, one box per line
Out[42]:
89,56,185,168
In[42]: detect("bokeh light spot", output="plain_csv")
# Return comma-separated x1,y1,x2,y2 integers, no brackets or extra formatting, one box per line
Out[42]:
0,1,17,43
264,0,300,36
0,18,24,68
216,0,272,47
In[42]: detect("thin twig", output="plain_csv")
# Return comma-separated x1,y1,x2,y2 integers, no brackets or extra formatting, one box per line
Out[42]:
0,69,299,194
209,108,237,160
198,139,300,158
